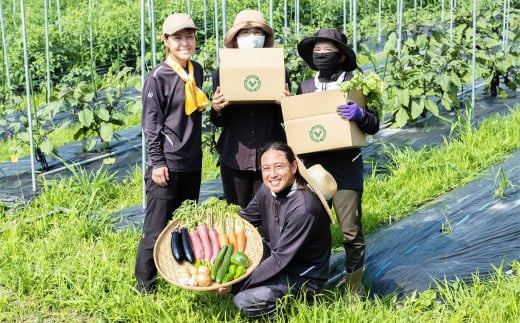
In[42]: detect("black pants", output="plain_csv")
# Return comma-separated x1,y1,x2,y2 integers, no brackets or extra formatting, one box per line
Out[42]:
220,163,262,209
134,167,201,290
233,272,322,320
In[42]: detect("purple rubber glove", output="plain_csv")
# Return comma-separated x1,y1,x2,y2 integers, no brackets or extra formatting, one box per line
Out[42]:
337,100,364,121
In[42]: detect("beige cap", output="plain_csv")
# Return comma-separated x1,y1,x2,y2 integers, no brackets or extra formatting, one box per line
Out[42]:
162,13,197,35
296,159,338,223
223,10,274,48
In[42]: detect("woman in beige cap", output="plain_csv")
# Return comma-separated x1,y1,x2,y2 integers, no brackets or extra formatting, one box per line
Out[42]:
210,9,290,209
296,28,380,295
135,13,208,293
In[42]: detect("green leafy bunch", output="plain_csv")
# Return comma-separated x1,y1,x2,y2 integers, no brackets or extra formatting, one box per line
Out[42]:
339,71,385,118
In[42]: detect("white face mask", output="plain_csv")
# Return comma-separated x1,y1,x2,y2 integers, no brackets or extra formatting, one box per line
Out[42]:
237,35,265,49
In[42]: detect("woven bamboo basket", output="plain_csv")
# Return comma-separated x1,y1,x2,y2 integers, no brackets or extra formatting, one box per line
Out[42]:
153,217,264,291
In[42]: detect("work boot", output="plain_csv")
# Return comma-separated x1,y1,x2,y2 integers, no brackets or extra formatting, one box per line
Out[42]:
335,266,364,295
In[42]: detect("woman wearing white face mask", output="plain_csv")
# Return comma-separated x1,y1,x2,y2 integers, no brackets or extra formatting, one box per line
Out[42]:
235,27,266,48
210,10,291,209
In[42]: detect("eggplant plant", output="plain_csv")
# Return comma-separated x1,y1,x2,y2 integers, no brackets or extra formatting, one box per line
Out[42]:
381,32,439,127
49,67,139,152
382,23,474,127
474,10,519,97
4,95,65,170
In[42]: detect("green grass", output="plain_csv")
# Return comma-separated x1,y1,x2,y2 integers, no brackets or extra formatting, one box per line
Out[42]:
1,106,520,321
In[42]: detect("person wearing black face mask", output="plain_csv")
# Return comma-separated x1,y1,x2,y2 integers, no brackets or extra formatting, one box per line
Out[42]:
292,28,381,296
312,51,343,79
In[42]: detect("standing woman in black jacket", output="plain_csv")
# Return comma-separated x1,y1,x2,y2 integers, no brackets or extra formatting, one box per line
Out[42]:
295,28,380,294
135,13,207,293
210,10,289,209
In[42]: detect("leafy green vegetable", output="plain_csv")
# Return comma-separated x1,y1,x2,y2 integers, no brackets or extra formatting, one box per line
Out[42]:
339,71,385,118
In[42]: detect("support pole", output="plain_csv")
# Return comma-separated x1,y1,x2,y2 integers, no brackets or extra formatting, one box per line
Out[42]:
140,0,146,210
20,0,37,192
221,0,226,37
44,0,51,102
0,1,11,89
214,0,220,61
352,0,357,54
269,0,273,27
203,0,207,41
148,0,156,66
471,0,477,114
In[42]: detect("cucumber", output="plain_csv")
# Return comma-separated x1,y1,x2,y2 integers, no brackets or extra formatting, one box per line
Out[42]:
210,244,228,281
216,243,233,283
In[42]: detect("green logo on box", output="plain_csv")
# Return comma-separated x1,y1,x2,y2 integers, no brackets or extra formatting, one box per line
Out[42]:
244,75,261,92
309,125,326,143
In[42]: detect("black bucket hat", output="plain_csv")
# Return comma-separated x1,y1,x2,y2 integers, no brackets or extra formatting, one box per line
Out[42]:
297,28,357,72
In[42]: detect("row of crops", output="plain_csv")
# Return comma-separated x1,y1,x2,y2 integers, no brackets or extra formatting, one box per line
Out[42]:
0,0,519,163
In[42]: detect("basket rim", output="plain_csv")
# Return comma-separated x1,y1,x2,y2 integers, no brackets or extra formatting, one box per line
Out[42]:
153,217,263,291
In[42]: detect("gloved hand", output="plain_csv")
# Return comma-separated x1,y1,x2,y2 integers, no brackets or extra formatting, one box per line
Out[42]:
337,100,364,121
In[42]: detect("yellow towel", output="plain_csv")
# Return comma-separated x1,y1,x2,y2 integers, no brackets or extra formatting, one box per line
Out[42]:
166,56,208,115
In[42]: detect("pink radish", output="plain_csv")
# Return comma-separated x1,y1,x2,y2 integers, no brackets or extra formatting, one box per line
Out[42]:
189,229,204,261
208,227,221,263
197,223,212,262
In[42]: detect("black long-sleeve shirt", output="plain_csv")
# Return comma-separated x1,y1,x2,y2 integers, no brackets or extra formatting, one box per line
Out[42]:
141,61,203,172
237,183,331,291
209,67,288,171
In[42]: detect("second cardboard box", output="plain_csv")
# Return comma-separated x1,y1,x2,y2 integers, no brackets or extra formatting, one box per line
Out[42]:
281,88,366,154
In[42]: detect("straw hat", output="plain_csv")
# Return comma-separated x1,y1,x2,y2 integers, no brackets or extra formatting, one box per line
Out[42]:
162,13,198,35
223,10,275,48
297,28,357,72
296,158,337,222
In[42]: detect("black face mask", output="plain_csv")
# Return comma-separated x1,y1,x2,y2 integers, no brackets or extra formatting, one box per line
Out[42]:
312,52,342,77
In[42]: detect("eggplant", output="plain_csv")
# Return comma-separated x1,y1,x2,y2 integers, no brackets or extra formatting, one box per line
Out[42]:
181,227,195,263
171,229,185,263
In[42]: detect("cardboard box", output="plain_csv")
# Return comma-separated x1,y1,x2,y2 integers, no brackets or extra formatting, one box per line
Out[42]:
281,89,366,154
219,48,285,103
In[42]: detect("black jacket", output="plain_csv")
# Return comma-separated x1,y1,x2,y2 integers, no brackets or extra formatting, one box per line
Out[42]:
209,67,289,171
141,61,204,172
238,183,331,291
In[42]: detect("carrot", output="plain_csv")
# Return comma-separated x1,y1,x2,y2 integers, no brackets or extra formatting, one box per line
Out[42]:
219,232,229,248
217,218,229,247
196,223,212,262
228,232,238,252
235,231,246,253
235,215,246,253
227,216,238,252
